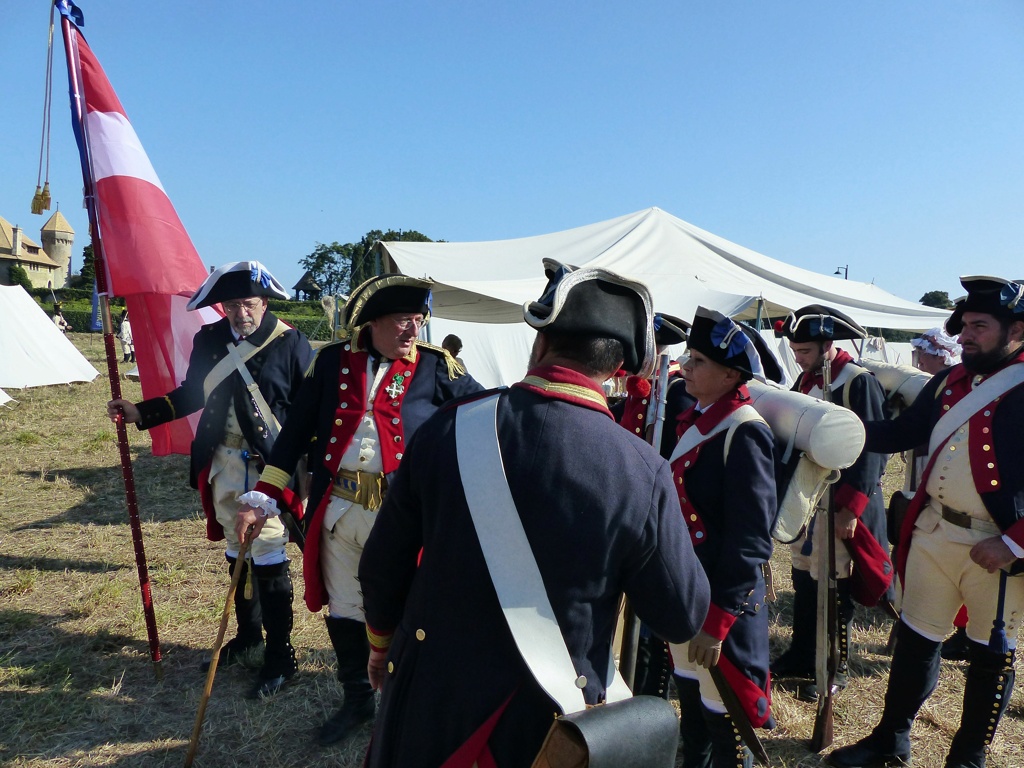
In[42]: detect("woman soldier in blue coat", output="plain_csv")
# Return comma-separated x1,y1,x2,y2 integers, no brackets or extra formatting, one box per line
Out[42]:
669,306,779,768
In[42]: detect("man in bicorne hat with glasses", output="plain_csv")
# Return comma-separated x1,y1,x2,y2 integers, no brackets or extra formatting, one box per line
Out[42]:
829,276,1024,768
107,261,313,699
236,274,482,747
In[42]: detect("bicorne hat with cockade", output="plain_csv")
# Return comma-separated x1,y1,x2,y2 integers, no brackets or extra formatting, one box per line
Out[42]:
687,307,770,382
343,274,433,330
738,321,786,384
776,304,867,342
523,259,655,376
654,313,690,348
945,275,1024,335
186,261,289,311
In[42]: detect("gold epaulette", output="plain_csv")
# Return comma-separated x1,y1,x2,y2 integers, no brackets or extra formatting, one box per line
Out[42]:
417,341,467,380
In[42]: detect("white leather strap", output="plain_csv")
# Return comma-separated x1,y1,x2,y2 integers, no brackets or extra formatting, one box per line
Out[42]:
927,364,1024,457
456,393,629,715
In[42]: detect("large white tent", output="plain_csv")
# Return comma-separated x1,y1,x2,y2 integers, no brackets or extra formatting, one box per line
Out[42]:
0,285,100,388
378,208,948,387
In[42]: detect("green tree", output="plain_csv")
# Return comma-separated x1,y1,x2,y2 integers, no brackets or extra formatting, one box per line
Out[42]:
349,229,434,290
80,243,96,285
8,265,33,292
919,290,954,309
300,230,435,297
299,241,354,297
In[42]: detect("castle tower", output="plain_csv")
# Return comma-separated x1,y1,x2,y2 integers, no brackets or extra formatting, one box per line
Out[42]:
40,208,75,287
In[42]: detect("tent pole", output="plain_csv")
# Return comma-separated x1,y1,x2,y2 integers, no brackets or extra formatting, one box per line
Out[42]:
755,297,764,330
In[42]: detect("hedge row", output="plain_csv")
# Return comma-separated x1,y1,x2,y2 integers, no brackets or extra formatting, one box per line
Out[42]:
54,310,335,342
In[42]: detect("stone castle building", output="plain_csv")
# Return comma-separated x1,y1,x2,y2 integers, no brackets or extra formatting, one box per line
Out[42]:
0,209,75,290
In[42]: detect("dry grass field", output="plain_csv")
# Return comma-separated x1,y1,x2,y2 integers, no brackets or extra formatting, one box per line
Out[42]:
1,333,1021,767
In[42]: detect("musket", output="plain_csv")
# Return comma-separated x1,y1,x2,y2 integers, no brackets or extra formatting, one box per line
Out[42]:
708,666,770,766
619,353,671,690
811,355,838,752
184,529,253,767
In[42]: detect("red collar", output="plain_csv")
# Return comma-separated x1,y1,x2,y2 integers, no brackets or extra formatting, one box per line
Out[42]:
513,365,612,417
947,347,1024,391
676,384,751,437
799,349,854,394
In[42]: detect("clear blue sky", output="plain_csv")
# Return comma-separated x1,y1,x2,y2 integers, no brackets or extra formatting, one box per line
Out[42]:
4,1,1023,304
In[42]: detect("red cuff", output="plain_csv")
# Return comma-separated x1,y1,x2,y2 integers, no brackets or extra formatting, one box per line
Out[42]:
1005,518,1024,550
834,484,869,517
253,480,285,505
366,623,394,653
702,603,738,642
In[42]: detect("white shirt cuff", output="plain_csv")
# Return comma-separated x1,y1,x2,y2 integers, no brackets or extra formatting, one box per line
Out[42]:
237,490,281,518
1002,534,1024,560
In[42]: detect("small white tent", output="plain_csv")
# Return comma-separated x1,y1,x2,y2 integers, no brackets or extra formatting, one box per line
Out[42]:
379,208,948,387
0,388,13,407
0,285,100,388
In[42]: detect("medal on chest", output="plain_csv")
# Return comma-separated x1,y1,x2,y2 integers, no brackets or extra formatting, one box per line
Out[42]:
385,373,406,400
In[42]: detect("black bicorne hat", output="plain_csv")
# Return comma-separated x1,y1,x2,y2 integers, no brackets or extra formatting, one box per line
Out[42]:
343,274,433,330
654,313,690,347
945,275,1024,335
687,307,768,382
778,304,867,342
737,321,785,384
186,261,289,310
523,259,654,376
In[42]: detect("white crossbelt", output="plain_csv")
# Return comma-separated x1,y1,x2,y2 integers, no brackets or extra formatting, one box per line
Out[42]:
456,393,630,716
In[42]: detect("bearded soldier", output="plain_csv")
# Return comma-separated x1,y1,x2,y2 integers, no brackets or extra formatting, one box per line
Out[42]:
829,276,1024,768
107,261,312,699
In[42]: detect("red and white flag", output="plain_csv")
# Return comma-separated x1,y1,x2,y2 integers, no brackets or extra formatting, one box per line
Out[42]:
61,6,219,455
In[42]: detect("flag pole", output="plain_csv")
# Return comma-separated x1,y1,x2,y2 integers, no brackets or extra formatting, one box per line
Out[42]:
58,6,163,680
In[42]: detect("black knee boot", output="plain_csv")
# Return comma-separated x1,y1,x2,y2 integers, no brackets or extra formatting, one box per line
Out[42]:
945,643,1016,768
201,555,263,672
675,675,712,768
705,711,754,768
319,616,376,746
771,568,817,678
799,577,856,700
250,561,297,698
828,621,940,767
635,633,672,698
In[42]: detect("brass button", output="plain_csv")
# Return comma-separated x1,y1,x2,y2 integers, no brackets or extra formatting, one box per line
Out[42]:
415,629,426,641
392,417,400,425
394,435,402,442
342,368,350,374
325,454,332,461
387,661,394,673
335,419,343,426
341,383,348,390
396,452,404,460
575,675,587,688
341,403,349,409
344,344,351,351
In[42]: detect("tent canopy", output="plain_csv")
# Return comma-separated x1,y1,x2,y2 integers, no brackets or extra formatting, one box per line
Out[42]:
377,208,948,387
0,285,100,388
379,207,949,330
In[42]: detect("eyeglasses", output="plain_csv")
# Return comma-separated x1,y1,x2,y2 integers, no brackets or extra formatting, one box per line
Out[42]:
392,316,426,331
222,298,263,313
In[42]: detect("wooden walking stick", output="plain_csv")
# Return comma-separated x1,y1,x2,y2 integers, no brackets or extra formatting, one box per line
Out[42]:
184,530,253,767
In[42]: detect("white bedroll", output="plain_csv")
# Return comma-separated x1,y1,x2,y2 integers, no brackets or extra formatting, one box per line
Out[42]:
746,381,866,543
857,358,931,414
